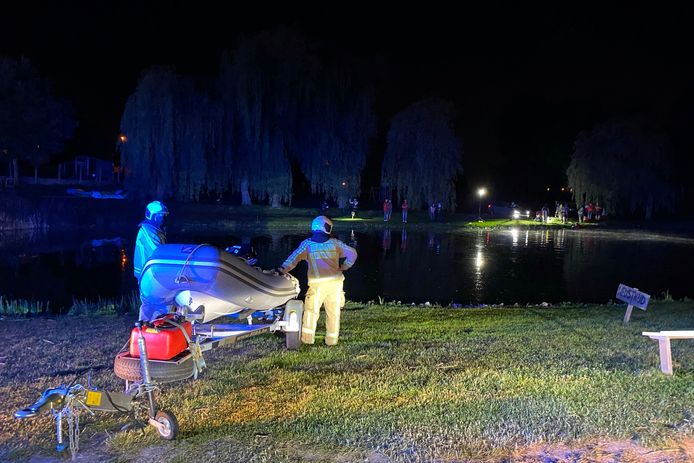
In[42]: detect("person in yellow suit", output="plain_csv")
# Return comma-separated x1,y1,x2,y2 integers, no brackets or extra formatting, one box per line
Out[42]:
279,216,357,346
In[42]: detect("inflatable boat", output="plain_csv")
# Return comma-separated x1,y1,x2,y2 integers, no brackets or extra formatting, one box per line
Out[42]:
139,244,300,323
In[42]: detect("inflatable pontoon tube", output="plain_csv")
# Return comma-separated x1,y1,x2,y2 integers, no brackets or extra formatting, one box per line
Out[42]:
139,244,300,323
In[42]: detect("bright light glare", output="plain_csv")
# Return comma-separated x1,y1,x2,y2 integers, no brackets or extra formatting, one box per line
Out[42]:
512,210,521,219
477,188,486,197
475,250,484,270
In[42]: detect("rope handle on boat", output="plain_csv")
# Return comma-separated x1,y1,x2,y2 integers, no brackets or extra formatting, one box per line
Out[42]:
174,243,212,284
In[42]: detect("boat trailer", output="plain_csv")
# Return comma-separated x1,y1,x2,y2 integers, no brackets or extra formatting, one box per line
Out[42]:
15,300,303,459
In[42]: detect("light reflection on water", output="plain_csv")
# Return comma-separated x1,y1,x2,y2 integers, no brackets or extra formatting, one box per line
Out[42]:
2,227,694,309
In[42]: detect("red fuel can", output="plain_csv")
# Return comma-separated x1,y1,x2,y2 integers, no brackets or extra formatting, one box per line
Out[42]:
129,318,193,360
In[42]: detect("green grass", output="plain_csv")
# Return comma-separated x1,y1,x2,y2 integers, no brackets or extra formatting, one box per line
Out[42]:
0,294,139,316
464,217,597,229
175,204,583,232
2,301,692,461
109,301,693,461
0,296,49,315
67,292,140,316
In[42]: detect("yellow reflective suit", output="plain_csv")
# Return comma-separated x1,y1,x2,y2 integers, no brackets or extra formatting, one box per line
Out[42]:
280,234,357,345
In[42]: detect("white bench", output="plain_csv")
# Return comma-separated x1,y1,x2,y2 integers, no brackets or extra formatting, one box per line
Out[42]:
642,331,694,375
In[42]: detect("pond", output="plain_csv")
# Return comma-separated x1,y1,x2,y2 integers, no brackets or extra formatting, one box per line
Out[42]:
2,226,693,310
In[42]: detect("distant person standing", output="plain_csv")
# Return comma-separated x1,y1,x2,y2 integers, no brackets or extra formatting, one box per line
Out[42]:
279,216,357,346
429,203,436,221
401,199,409,223
383,199,389,221
562,203,569,224
577,205,585,223
349,197,359,219
436,201,443,220
541,204,549,223
586,202,594,221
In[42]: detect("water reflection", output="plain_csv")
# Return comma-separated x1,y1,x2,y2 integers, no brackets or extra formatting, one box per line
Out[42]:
475,249,484,271
511,228,519,247
2,228,694,308
382,228,391,252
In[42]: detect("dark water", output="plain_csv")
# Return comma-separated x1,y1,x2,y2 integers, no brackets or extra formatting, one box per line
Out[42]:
2,227,694,310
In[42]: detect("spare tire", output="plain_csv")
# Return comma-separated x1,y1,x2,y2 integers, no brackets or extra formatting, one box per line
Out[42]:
113,352,195,383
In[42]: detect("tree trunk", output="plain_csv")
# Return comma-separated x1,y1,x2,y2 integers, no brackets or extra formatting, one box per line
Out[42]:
337,196,347,209
269,193,281,208
645,196,654,220
240,179,252,205
34,167,38,184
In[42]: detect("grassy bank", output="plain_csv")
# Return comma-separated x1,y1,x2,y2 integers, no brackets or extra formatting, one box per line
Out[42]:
0,293,139,316
175,204,588,233
1,301,693,462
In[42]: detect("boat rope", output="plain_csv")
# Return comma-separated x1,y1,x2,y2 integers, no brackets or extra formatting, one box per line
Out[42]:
164,318,206,379
174,243,211,284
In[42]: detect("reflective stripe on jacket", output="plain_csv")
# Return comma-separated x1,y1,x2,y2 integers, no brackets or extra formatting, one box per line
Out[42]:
281,237,357,283
133,221,166,280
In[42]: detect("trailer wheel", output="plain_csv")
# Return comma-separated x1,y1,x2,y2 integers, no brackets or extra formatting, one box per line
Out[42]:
284,300,303,350
154,410,178,440
113,353,195,383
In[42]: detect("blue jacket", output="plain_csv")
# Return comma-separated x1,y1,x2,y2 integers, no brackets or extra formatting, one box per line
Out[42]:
133,220,166,280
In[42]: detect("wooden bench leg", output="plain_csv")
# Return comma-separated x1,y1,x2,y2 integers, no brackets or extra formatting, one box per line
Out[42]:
658,338,673,375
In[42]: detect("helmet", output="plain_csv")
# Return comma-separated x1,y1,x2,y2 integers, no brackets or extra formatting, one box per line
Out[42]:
311,216,333,234
145,201,169,220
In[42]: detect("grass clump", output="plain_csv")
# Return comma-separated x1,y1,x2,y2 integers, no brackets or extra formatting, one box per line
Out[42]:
0,296,48,315
68,292,140,316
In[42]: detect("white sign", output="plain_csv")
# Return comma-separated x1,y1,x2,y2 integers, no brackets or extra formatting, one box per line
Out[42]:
616,284,650,310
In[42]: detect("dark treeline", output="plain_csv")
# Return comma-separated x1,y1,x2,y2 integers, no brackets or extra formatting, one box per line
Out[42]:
118,29,464,210
1,27,691,219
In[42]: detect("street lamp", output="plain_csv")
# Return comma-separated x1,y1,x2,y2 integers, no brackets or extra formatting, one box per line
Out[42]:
477,188,486,221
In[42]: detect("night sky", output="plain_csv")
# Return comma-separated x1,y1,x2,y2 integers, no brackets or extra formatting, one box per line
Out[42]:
2,1,693,205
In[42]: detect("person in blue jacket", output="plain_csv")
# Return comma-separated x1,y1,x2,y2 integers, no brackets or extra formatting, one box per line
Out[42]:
133,201,168,281
133,201,169,321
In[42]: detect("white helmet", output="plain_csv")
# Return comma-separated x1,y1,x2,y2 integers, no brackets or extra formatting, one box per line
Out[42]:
311,215,333,234
145,201,169,220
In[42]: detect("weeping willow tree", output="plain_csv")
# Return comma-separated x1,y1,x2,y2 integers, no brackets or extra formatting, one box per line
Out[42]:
120,68,223,201
119,67,177,199
381,99,463,210
219,28,312,206
296,64,376,208
172,76,225,201
567,118,673,220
